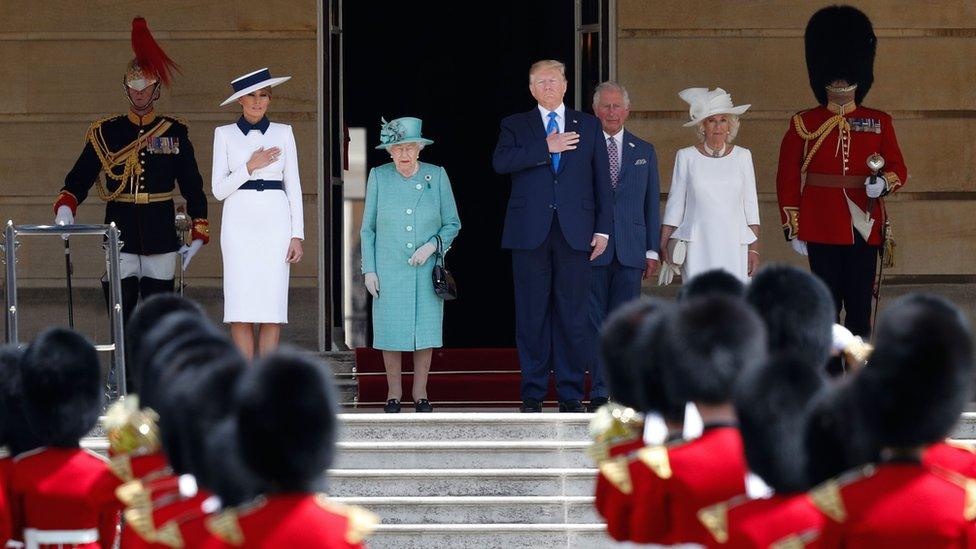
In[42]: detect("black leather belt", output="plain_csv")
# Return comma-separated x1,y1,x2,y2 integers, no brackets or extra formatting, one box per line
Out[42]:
239,180,283,191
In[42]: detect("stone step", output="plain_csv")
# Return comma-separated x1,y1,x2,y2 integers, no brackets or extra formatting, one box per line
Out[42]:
333,440,591,469
332,495,599,525
365,523,616,549
338,413,591,442
327,468,596,498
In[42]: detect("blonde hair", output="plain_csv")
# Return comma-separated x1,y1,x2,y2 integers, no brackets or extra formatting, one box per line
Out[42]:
529,60,566,82
696,114,741,143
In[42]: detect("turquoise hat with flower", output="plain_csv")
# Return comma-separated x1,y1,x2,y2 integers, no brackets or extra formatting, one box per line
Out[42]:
376,117,434,150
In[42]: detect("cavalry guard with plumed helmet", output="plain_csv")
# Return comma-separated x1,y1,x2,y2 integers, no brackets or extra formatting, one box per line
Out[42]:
777,5,907,343
54,17,209,330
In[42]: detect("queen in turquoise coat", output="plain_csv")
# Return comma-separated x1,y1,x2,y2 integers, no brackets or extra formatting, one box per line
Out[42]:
360,117,461,413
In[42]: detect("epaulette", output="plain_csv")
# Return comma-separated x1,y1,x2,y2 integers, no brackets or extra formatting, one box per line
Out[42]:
928,465,976,521
636,445,672,480
161,115,189,127
87,114,122,134
808,464,875,523
598,456,633,495
770,528,820,549
205,509,244,546
587,404,643,464
315,494,380,544
697,494,750,543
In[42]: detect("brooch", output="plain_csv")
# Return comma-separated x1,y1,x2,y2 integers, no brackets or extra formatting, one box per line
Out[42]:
628,142,635,148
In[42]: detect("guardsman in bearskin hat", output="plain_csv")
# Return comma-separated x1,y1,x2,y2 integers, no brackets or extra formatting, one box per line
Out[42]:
777,5,907,340
810,294,976,546
9,328,121,549
200,350,378,548
623,296,767,545
677,269,745,301
591,298,681,541
698,356,827,548
54,17,209,326
0,346,24,544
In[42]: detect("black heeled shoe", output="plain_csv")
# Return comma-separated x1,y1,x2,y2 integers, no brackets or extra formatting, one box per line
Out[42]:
415,399,433,413
384,399,401,413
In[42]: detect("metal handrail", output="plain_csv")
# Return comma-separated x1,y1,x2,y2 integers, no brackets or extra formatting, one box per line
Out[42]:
3,220,127,399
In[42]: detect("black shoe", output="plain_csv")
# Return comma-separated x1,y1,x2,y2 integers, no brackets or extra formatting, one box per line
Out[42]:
587,397,609,413
559,399,586,413
415,399,433,413
520,398,542,413
383,399,401,413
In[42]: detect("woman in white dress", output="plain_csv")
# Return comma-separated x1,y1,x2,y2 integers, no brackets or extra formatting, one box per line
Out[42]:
213,68,304,358
661,87,761,283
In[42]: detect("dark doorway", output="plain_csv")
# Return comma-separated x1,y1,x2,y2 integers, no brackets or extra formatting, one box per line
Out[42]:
343,1,578,347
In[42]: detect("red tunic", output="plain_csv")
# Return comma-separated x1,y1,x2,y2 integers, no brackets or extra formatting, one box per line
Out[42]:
776,102,907,245
193,494,378,549
699,492,824,548
814,463,976,548
627,426,748,545
0,457,13,546
593,439,660,542
925,441,976,479
9,447,121,549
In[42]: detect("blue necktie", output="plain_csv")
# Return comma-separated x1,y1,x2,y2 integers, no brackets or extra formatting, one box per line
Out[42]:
546,111,560,172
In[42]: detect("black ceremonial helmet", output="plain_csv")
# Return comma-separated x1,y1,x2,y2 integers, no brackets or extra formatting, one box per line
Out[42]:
804,5,877,106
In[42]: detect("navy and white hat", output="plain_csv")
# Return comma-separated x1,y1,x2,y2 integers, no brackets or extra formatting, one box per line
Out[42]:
220,67,291,106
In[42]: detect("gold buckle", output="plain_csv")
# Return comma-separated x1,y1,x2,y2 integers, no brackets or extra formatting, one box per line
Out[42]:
134,192,149,205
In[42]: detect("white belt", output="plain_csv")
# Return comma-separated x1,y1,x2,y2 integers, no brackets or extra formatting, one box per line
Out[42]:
24,528,98,548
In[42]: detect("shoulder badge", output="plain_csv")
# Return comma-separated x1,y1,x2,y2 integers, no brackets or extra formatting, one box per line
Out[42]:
770,528,820,549
315,494,380,544
153,520,185,549
598,457,633,495
697,501,729,543
809,479,847,523
205,510,244,546
637,445,672,479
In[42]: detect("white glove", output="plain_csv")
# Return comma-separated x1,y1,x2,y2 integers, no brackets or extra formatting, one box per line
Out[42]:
790,239,808,256
364,272,379,298
831,324,856,356
178,239,204,270
408,242,438,266
864,176,885,198
55,205,74,226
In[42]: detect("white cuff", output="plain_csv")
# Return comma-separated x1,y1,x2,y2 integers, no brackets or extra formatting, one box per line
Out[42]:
594,233,609,239
645,250,659,260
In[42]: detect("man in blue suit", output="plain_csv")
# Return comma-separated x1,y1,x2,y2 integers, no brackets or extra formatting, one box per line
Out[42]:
493,60,613,413
586,81,661,412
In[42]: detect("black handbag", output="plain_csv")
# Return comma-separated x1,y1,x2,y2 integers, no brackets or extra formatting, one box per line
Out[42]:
431,235,458,301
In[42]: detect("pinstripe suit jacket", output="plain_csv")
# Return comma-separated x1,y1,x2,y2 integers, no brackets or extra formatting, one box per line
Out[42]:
592,130,661,269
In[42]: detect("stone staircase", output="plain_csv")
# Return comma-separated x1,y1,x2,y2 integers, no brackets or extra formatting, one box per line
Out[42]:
330,413,615,549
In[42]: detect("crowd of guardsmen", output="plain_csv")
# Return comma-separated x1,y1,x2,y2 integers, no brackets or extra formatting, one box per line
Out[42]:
0,294,377,548
590,265,976,547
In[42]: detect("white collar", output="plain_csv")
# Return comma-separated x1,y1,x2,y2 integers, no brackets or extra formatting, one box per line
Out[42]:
538,103,566,120
603,129,624,142
745,472,774,500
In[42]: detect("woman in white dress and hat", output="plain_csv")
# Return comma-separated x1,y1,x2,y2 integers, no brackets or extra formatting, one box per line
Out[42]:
213,68,304,358
660,87,761,284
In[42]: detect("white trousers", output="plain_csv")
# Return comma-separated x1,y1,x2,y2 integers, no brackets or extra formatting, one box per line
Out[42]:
118,252,177,279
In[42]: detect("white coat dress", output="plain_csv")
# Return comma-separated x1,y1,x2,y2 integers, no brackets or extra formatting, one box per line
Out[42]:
212,120,303,323
662,145,760,283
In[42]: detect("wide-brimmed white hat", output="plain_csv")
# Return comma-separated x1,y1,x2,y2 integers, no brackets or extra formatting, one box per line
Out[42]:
678,87,750,127
220,68,291,106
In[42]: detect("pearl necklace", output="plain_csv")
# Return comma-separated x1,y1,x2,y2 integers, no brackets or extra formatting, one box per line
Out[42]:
703,141,726,158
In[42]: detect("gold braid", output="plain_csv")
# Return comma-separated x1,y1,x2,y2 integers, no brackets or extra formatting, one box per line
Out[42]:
793,114,851,174
86,118,171,202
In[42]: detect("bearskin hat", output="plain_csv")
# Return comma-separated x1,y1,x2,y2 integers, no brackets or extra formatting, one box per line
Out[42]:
202,418,264,507
237,349,339,491
598,297,668,410
745,264,835,369
20,328,101,446
626,301,686,422
805,5,877,105
135,311,224,412
125,293,205,394
734,356,826,493
658,296,767,405
0,345,42,455
859,293,975,448
804,378,880,484
677,269,744,301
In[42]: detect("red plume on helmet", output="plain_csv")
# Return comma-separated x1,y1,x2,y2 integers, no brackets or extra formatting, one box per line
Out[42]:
130,16,179,88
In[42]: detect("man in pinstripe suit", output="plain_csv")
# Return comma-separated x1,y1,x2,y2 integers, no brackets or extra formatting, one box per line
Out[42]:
586,81,662,412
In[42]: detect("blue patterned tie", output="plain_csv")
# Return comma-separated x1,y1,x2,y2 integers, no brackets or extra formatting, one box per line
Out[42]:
546,111,560,172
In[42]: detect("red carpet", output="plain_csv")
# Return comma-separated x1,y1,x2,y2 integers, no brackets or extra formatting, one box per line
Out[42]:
354,348,592,408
